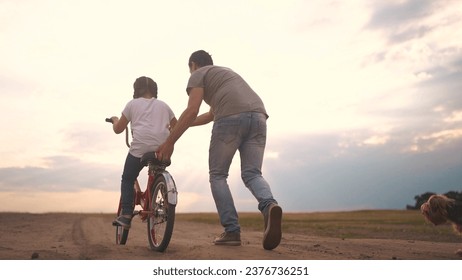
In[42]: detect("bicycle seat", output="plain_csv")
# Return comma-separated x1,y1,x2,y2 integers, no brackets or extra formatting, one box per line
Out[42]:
140,152,171,167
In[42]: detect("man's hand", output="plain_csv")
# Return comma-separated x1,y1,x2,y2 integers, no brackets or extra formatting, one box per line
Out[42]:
157,141,174,162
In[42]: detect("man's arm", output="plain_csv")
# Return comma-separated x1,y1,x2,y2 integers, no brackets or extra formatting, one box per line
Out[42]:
191,107,214,127
157,87,204,160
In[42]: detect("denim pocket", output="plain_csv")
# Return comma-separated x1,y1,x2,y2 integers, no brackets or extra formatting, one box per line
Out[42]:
213,118,241,144
255,119,267,145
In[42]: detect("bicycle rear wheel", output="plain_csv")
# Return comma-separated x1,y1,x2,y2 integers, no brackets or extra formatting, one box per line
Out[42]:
115,196,129,245
147,176,175,252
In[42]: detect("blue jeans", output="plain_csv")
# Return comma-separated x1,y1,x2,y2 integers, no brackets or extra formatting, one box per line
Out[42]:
120,153,144,216
209,112,277,233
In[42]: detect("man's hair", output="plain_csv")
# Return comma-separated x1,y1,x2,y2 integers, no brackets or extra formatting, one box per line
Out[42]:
133,76,158,98
189,50,214,67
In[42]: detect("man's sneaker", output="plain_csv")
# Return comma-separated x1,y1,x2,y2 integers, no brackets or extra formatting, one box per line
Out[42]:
263,203,282,250
113,215,132,228
213,231,241,246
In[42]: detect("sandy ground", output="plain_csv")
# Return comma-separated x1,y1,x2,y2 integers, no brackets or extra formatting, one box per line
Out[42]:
0,212,461,260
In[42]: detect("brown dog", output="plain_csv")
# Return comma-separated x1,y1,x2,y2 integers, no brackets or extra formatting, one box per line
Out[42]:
421,194,462,256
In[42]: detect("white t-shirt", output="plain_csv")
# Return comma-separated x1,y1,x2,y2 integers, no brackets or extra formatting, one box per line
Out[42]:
122,97,175,158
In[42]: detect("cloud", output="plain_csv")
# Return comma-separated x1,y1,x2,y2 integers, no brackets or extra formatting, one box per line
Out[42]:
0,74,37,96
355,45,462,145
444,110,462,123
60,123,125,156
418,59,462,113
263,130,462,211
408,129,462,153
0,156,119,192
0,190,120,213
366,0,439,43
363,135,390,146
363,0,462,76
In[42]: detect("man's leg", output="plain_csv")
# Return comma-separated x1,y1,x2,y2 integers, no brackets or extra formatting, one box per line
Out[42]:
239,113,277,211
239,112,282,250
209,115,242,234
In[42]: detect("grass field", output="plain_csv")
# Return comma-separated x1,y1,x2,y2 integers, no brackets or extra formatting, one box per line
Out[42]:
176,210,461,243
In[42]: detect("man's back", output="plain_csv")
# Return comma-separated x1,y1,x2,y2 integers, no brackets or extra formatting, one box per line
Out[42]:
187,66,268,120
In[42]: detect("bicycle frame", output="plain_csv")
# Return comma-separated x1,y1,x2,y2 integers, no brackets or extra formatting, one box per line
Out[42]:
122,127,177,218
134,162,178,220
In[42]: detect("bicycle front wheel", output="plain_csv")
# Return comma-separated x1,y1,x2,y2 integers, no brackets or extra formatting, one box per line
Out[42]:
147,176,175,252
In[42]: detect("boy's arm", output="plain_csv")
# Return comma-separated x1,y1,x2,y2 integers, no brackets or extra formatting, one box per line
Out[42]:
111,114,129,134
169,117,178,132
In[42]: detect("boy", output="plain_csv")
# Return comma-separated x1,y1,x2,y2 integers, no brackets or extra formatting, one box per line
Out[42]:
110,76,177,228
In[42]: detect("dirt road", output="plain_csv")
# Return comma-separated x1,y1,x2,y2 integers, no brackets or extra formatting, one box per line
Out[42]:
0,212,460,260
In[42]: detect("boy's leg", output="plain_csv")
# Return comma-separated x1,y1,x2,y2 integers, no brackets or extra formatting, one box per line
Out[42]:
120,153,143,216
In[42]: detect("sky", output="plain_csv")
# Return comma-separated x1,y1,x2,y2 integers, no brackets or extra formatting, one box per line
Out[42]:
0,0,461,213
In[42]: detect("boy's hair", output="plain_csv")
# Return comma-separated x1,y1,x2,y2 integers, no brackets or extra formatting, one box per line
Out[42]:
133,76,158,98
188,50,214,68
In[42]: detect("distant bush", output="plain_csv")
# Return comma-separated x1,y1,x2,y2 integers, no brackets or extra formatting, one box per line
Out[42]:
407,190,462,210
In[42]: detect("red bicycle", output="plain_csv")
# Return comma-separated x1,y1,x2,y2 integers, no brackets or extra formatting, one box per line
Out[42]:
106,118,177,252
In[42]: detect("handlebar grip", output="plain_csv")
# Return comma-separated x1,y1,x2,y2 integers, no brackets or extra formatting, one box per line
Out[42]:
105,118,113,124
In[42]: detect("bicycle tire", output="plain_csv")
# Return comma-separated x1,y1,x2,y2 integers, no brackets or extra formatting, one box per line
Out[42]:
147,176,175,252
115,196,130,245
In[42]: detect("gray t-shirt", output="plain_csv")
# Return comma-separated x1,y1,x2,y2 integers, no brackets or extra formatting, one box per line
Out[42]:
186,66,268,120
122,97,175,158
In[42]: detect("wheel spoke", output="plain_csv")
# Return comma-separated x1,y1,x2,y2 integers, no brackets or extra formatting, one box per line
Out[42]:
147,177,175,252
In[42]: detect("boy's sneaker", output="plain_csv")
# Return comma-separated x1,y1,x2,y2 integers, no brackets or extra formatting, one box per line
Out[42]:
213,231,241,246
263,203,282,250
113,215,132,228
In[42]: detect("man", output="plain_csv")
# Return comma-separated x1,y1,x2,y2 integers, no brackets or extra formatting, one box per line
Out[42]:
157,50,282,250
